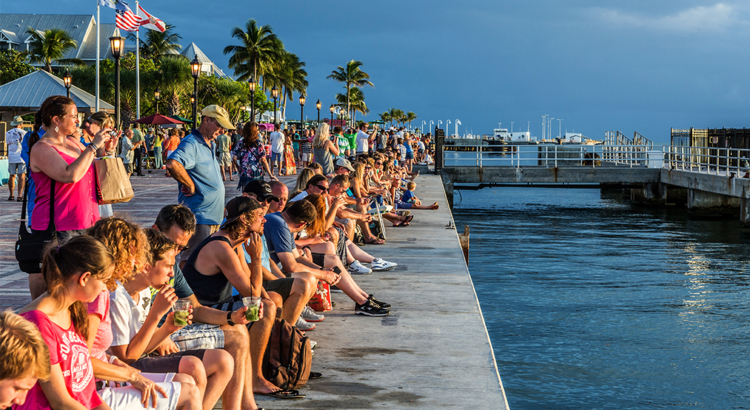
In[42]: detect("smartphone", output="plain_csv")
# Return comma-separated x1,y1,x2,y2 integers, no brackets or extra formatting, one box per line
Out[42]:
332,266,342,275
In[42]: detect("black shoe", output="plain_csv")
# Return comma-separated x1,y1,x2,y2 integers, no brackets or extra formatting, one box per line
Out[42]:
355,300,390,316
368,295,391,309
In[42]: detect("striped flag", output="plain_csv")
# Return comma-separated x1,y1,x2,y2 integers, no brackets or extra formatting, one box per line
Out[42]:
137,5,166,32
115,0,140,32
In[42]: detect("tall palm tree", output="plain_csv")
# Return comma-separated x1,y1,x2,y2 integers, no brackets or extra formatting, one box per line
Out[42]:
264,50,308,120
149,56,191,116
223,19,282,85
405,112,417,130
337,87,368,125
378,111,391,126
327,60,373,126
25,28,83,72
127,23,182,61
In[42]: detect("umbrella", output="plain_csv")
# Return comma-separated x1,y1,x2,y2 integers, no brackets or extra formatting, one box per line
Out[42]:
170,115,194,124
133,114,185,125
258,123,275,131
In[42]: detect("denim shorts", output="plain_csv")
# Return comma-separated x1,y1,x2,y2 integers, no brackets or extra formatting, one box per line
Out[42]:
271,152,282,163
8,162,26,175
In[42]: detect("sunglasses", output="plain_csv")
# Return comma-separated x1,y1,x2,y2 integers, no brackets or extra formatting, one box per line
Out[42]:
315,184,329,192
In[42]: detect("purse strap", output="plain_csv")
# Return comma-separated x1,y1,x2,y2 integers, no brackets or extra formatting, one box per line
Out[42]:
19,171,56,232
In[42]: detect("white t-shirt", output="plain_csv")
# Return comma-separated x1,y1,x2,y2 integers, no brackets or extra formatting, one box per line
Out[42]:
418,141,426,150
270,131,285,154
356,130,370,153
110,284,152,347
6,128,26,164
119,137,134,164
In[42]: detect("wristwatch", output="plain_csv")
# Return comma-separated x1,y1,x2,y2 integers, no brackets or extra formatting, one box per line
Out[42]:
226,311,236,326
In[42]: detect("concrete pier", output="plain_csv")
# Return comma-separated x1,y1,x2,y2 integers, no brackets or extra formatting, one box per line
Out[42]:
0,170,509,409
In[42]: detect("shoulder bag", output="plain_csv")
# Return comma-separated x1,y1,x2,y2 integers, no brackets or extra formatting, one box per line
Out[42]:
15,175,56,273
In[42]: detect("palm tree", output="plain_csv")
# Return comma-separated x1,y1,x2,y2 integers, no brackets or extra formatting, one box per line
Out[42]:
25,28,83,72
338,87,368,125
127,23,182,61
379,111,391,126
149,56,192,116
223,19,283,85
264,50,308,120
405,112,417,130
327,60,373,126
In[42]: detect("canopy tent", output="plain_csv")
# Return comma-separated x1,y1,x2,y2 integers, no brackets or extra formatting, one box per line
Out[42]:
368,120,385,125
257,123,275,131
0,70,114,120
170,115,193,123
133,114,184,125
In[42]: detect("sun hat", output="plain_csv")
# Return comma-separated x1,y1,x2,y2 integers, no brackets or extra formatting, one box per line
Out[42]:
221,196,262,229
201,105,235,130
242,179,279,202
10,116,24,126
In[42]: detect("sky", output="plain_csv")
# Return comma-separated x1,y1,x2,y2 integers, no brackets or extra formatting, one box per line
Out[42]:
4,0,750,143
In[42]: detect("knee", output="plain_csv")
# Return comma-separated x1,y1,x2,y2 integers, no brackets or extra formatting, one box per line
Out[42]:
172,373,197,388
210,349,234,375
262,299,277,320
299,274,316,297
223,326,249,354
324,241,335,254
179,356,207,384
268,291,283,308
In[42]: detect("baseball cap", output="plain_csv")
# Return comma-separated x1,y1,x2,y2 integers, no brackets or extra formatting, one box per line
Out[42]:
201,105,235,130
242,179,279,202
335,157,355,172
221,196,262,229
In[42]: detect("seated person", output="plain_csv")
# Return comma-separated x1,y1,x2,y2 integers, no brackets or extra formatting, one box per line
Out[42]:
0,311,50,409
399,181,438,210
110,230,233,410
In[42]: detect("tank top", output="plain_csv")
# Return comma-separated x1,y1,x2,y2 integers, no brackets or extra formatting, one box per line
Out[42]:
31,144,99,231
181,235,234,305
313,145,333,175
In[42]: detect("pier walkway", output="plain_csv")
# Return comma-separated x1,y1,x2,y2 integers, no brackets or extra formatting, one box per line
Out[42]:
0,170,508,409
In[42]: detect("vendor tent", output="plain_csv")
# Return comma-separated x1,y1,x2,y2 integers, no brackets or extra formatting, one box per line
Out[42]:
133,114,184,125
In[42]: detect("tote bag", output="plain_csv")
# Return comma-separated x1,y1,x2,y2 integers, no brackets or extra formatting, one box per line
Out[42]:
95,157,134,204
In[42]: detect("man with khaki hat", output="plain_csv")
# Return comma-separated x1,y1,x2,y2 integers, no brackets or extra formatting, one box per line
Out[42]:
166,105,236,262
6,116,27,201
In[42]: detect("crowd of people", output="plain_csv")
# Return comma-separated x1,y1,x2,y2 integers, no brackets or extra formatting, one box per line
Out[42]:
1,95,439,409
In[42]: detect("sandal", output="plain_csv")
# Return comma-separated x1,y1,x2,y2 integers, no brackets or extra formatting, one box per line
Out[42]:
404,215,414,224
255,389,306,399
17,196,23,202
364,238,385,245
7,196,14,201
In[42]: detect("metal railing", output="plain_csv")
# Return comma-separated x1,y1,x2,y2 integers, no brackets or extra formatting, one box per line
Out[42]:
666,146,750,177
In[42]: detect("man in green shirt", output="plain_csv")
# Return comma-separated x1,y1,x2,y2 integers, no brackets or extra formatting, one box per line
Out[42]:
216,132,233,181
334,126,350,158
130,123,145,176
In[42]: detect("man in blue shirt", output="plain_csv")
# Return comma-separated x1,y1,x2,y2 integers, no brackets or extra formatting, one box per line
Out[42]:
166,105,234,264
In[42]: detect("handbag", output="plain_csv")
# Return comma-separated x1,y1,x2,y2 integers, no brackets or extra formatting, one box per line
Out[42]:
94,157,134,205
307,280,332,312
15,176,56,273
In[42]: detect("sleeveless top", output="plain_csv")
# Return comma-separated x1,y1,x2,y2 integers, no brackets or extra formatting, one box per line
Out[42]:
181,235,234,305
313,144,333,175
31,144,99,231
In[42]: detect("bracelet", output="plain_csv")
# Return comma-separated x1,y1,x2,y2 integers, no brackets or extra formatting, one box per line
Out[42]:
88,142,99,152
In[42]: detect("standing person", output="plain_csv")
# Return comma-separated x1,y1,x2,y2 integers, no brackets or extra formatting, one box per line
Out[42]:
81,111,120,218
153,130,164,170
131,124,145,176
6,116,27,201
299,129,313,168
282,129,297,176
144,128,155,170
403,133,414,172
166,105,234,264
355,122,377,157
27,95,114,300
0,310,51,408
120,129,135,178
232,122,276,191
268,123,285,177
216,131,233,182
164,129,180,177
334,126,349,158
312,123,339,176
230,126,242,177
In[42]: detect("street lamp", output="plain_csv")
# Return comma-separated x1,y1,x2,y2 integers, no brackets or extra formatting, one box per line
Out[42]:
299,95,305,128
190,55,200,130
109,34,125,127
248,76,256,122
154,88,160,114
271,86,279,126
63,69,72,98
329,104,335,128
316,99,321,124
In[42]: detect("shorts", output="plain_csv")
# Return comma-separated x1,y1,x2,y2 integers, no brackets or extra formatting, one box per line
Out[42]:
418,149,424,155
218,152,232,167
179,224,220,262
130,349,207,374
170,323,225,350
396,201,413,209
406,151,414,160
8,162,26,174
301,152,311,162
99,374,181,410
123,163,133,174
263,277,295,301
311,252,326,268
271,152,282,163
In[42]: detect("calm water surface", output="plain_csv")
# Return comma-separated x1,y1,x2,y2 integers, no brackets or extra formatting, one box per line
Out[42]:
452,187,750,410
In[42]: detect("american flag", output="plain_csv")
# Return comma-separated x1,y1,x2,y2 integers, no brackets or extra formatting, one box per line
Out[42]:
115,0,140,32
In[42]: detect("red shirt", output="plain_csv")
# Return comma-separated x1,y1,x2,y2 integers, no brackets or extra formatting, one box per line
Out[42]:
16,310,102,410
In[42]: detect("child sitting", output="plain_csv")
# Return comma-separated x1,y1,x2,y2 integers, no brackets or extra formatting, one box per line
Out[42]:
398,181,439,210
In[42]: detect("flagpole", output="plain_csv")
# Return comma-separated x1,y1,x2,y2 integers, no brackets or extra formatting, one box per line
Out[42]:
135,0,140,119
96,1,100,111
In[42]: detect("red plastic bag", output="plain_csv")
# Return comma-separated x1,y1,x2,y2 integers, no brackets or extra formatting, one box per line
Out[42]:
307,280,332,312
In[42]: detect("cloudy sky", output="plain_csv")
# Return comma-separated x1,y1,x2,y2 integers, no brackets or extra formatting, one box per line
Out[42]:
5,0,750,143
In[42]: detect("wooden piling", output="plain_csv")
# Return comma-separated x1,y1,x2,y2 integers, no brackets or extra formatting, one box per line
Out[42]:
458,225,470,263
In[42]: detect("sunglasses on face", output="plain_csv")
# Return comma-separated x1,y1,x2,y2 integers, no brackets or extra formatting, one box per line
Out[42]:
315,184,329,192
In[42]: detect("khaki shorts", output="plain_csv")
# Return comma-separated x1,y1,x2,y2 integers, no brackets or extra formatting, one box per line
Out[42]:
218,151,232,167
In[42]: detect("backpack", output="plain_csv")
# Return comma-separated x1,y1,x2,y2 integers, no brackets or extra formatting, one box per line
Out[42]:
262,317,312,390
353,224,365,246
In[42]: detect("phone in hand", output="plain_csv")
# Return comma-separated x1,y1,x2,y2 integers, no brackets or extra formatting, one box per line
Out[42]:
332,266,342,275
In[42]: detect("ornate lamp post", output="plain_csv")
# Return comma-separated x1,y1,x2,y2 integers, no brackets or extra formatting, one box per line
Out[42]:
271,86,279,126
109,34,125,127
248,76,256,122
154,88,161,114
329,104,335,128
316,99,321,125
63,69,72,98
190,55,200,130
299,95,305,128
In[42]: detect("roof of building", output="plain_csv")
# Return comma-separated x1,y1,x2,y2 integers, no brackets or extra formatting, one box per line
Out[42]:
0,70,114,113
182,42,227,77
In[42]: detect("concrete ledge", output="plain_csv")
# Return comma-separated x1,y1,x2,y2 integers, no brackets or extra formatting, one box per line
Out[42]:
443,166,660,184
660,169,750,199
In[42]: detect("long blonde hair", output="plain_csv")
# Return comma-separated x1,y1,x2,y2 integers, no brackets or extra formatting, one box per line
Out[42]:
313,123,330,149
294,168,316,193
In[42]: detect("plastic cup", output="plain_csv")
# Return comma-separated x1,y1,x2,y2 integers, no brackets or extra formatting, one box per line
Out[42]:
242,296,262,322
173,300,191,326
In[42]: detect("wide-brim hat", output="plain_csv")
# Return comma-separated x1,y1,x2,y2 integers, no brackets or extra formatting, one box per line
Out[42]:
202,105,235,130
10,116,24,126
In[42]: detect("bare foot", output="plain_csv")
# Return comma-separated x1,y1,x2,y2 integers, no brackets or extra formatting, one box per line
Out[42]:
253,379,281,395
430,202,439,210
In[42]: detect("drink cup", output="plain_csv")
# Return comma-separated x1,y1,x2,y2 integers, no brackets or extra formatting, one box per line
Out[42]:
173,300,191,326
242,296,262,322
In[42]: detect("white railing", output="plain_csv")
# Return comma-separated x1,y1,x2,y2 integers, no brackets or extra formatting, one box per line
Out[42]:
666,146,750,177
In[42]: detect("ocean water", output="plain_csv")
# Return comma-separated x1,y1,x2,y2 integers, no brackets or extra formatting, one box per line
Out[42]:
452,187,750,410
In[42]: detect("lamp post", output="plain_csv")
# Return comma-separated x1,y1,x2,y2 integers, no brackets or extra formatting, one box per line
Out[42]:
109,34,124,127
271,86,279,126
316,99,321,125
63,69,72,98
299,95,305,128
329,104,335,128
248,76,256,122
190,55,200,130
154,88,160,114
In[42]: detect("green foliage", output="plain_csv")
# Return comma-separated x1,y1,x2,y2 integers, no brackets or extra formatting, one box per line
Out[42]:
25,27,84,72
127,23,182,61
224,19,283,82
0,50,35,85
327,60,373,126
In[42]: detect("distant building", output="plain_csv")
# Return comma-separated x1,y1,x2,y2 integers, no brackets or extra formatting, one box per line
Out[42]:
174,42,228,78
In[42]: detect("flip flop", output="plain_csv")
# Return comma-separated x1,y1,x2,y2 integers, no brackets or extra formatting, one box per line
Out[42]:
309,371,322,379
404,215,414,223
255,389,306,399
364,238,385,245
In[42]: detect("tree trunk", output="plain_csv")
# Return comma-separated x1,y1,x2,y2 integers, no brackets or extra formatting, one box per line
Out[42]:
346,84,351,128
167,92,180,117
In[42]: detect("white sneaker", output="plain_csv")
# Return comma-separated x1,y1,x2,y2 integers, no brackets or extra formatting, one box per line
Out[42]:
295,317,316,331
301,305,325,322
348,260,372,275
371,258,397,271
310,340,318,350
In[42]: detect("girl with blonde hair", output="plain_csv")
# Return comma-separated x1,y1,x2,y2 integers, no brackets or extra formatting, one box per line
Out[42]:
312,123,339,175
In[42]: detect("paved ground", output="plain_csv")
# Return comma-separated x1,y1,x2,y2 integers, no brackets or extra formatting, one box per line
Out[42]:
0,167,508,409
